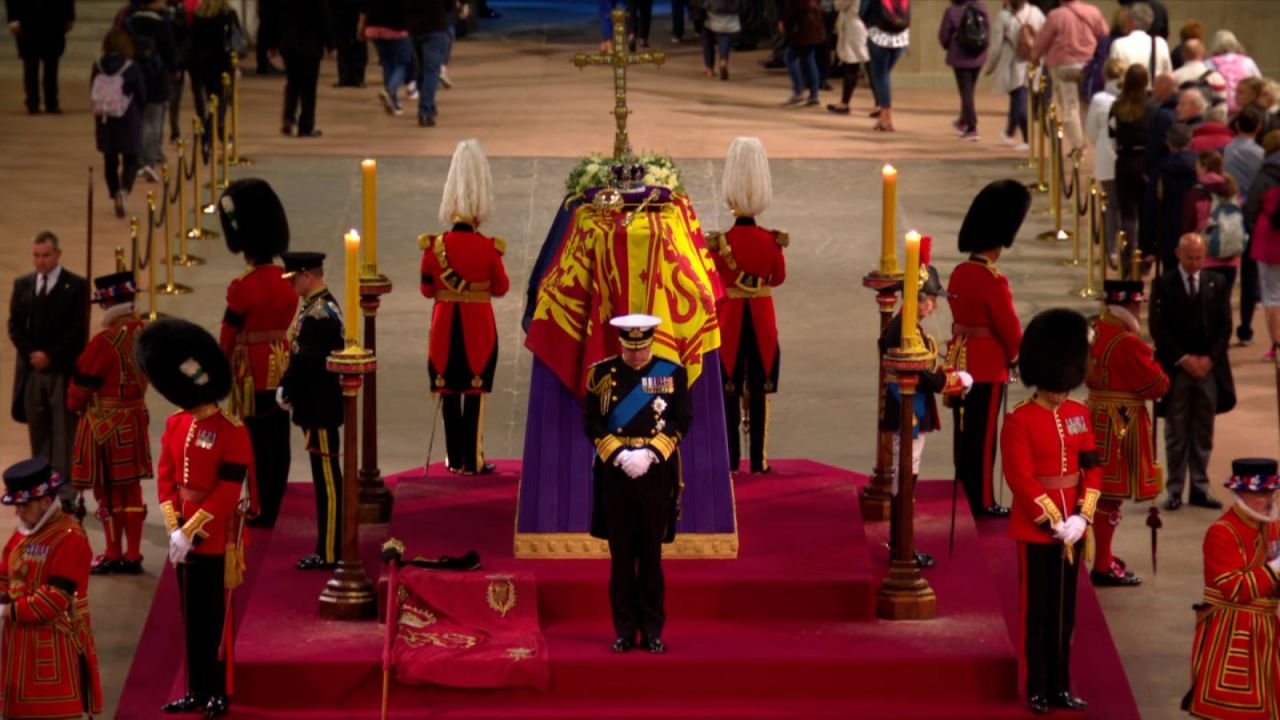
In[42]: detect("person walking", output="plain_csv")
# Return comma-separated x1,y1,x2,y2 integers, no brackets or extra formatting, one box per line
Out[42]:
1086,58,1124,259
1244,130,1280,360
364,0,414,115
984,0,1043,150
939,0,989,141
331,0,368,87
699,0,740,81
1109,63,1154,265
405,0,455,127
92,28,147,219
189,0,240,150
262,0,335,137
5,0,74,113
626,0,653,50
824,0,869,114
1028,0,1108,152
781,0,826,106
860,0,910,131
123,0,178,182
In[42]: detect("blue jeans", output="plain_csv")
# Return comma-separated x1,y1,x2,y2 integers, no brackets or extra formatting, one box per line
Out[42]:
868,43,904,108
1007,86,1028,141
373,37,413,96
413,31,450,118
785,45,820,98
702,29,731,68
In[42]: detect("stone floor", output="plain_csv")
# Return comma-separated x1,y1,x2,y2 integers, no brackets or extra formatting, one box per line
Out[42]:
1,2,1278,717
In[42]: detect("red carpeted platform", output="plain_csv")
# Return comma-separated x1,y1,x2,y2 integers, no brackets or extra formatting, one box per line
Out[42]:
117,460,1138,719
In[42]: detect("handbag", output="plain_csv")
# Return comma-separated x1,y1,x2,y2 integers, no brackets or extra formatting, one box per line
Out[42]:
225,14,249,56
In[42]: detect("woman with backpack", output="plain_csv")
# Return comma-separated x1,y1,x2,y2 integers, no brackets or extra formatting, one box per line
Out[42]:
938,0,989,141
824,0,869,114
1184,152,1245,295
1244,130,1280,360
860,0,910,131
92,28,146,219
984,0,1043,149
780,0,826,106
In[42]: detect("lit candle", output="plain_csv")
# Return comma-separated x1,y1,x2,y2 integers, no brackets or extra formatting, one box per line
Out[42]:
344,230,360,346
901,231,921,350
361,159,377,274
881,165,900,275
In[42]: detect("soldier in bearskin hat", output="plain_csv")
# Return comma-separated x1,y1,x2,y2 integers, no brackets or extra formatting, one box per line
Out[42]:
1187,458,1280,719
0,458,103,720
1001,309,1101,715
138,318,255,718
879,237,973,568
419,139,510,475
217,178,298,528
946,179,1031,519
1085,279,1170,587
276,251,345,571
706,137,787,474
67,271,153,575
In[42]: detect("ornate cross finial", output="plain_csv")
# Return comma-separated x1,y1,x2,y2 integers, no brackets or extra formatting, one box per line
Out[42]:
571,8,665,160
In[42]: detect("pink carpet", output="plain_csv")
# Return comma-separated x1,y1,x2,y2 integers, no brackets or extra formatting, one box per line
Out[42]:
116,460,1137,718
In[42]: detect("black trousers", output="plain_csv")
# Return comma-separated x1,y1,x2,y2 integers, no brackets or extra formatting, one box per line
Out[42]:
168,71,185,139
441,393,486,473
953,66,979,132
839,64,861,105
304,426,342,563
1239,250,1260,342
245,393,291,528
102,152,139,196
952,381,1003,514
724,392,769,473
1019,540,1082,699
1115,152,1146,259
626,0,653,42
177,554,227,699
602,463,673,641
22,52,61,111
333,2,368,85
281,52,321,133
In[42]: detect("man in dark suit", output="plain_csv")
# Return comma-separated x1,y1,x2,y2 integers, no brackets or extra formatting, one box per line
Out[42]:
1150,232,1235,510
260,0,335,137
5,0,74,113
7,231,88,477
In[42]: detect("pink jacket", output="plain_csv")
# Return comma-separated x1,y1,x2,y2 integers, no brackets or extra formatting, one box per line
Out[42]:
1031,0,1107,68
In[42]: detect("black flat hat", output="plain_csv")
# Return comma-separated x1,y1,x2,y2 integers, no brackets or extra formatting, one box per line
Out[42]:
2,458,65,506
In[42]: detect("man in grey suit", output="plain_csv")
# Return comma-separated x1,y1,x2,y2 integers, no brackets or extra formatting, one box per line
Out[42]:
1149,232,1235,510
7,231,87,476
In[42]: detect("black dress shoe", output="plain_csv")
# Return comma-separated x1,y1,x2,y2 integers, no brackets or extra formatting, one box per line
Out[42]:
204,694,230,717
419,114,436,127
611,636,634,652
90,556,119,575
117,558,145,575
297,129,323,138
281,122,295,136
255,65,284,76
1051,691,1088,711
1163,495,1183,511
296,553,334,570
1027,694,1051,715
983,504,1011,518
163,693,206,713
914,550,935,569
1189,494,1223,510
477,463,497,475
1090,568,1141,587
46,106,62,114
645,637,667,654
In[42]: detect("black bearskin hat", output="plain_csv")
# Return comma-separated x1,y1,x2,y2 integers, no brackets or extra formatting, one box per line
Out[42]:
957,179,1032,254
135,318,231,410
219,178,290,260
1018,309,1089,393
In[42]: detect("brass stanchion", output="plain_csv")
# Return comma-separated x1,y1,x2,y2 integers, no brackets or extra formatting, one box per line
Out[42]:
202,95,220,214
319,344,378,620
1128,234,1141,282
1071,179,1101,299
218,73,232,189
186,122,219,239
173,147,206,263
114,246,127,272
1058,152,1085,266
1027,73,1050,193
230,52,253,167
1099,189,1110,285
156,168,192,296
1037,113,1072,239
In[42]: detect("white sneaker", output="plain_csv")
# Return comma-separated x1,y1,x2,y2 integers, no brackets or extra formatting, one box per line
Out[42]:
439,70,453,89
1012,142,1029,151
1000,132,1016,145
406,82,419,100
378,89,396,116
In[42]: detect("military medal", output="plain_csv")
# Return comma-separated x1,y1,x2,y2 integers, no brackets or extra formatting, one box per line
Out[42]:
642,376,674,394
195,429,217,449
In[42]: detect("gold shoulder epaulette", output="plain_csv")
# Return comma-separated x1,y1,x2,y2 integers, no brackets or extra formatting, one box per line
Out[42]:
493,237,507,255
417,233,437,251
220,408,244,427
1010,398,1032,412
589,354,620,368
235,266,255,281
775,231,790,248
705,231,724,251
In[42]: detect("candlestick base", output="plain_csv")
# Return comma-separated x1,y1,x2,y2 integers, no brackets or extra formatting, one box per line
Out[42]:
359,274,393,298
172,252,205,266
884,346,935,373
317,560,377,620
1026,180,1049,193
876,560,937,620
1070,286,1101,299
358,471,393,525
327,345,377,373
156,282,192,296
1056,256,1083,267
859,460,893,522
862,270,904,291
201,203,217,215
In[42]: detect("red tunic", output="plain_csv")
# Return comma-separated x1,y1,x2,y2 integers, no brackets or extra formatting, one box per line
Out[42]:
419,230,510,392
67,315,152,488
945,256,1023,383
707,222,786,385
156,408,256,556
219,264,297,417
1189,507,1280,720
0,511,103,719
1085,314,1171,501
1001,397,1103,544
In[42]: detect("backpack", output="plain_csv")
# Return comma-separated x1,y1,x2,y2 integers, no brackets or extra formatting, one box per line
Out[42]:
91,60,133,119
1015,15,1037,61
874,0,910,33
1204,193,1247,259
956,2,989,55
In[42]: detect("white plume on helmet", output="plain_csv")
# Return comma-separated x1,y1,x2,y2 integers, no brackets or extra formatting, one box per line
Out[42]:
438,139,495,227
721,137,772,218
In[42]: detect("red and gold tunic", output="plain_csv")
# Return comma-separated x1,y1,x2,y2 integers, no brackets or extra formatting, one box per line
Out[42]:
0,511,102,719
1001,396,1103,543
219,264,297,417
156,407,256,557
419,229,510,393
706,220,787,391
1085,313,1171,501
1189,507,1280,720
945,256,1023,383
67,314,152,489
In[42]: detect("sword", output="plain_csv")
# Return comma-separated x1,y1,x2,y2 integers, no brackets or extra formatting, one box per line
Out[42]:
997,382,1009,507
421,395,442,477
218,497,251,696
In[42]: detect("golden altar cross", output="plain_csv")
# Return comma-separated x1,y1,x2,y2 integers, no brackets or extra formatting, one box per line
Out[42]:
571,7,666,160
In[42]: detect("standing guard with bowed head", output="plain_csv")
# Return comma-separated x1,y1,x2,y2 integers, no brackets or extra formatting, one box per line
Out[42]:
706,137,787,474
419,139,510,475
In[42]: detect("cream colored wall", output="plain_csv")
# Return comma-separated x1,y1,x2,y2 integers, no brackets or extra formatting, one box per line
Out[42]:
894,1,1280,81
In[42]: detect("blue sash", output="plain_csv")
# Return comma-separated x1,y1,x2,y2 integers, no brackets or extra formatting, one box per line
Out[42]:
605,359,677,431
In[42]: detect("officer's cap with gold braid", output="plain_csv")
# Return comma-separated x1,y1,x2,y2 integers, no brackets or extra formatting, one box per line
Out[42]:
280,251,325,279
1018,308,1089,393
610,313,663,351
218,178,290,260
136,318,232,410
958,179,1032,254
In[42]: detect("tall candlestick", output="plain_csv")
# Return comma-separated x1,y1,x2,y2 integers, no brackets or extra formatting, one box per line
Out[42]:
361,159,377,274
344,230,360,346
902,231,921,350
881,165,901,275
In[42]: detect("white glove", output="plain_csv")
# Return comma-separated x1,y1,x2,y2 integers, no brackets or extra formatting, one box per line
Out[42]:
168,528,193,565
1054,515,1088,545
614,449,640,478
275,386,292,412
1269,555,1280,575
0,603,8,621
629,450,657,477
958,371,974,393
